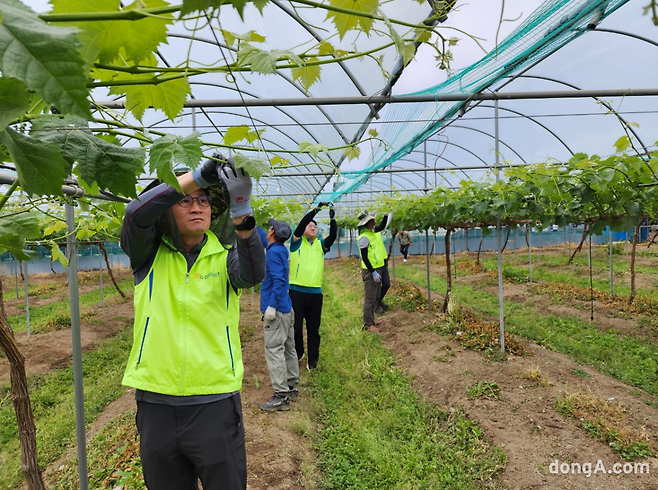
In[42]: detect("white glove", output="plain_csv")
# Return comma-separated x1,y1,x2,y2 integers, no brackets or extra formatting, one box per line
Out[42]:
264,306,276,321
371,271,381,283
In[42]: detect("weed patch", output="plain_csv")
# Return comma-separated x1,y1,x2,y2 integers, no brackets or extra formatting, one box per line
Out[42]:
555,391,655,460
466,381,501,400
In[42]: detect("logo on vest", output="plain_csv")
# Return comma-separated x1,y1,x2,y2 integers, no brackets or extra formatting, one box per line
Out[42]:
195,272,222,280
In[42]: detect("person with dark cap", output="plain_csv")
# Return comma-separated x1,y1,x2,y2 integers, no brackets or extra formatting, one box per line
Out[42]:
255,218,299,411
357,209,393,332
120,154,264,490
289,202,337,370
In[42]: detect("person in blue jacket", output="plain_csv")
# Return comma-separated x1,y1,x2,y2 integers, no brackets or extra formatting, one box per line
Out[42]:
256,218,298,411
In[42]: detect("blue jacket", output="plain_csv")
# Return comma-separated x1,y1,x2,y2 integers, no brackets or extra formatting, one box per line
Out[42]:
258,228,292,314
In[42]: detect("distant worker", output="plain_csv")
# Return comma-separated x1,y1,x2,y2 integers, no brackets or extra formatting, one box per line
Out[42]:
289,202,337,370
376,212,393,314
357,209,392,332
256,218,299,411
120,155,264,490
398,229,412,262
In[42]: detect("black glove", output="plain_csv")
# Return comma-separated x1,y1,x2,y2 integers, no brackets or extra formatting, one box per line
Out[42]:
317,201,330,208
329,208,336,219
191,153,223,188
218,157,253,218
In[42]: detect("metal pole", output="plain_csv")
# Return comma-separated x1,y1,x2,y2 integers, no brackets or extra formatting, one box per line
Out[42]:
495,100,505,353
24,261,30,338
425,230,431,313
99,243,104,308
528,225,532,284
65,202,89,490
14,257,18,299
609,227,614,300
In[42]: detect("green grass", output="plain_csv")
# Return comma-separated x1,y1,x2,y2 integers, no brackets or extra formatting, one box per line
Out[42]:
394,262,658,398
0,320,133,490
6,278,133,335
309,267,507,489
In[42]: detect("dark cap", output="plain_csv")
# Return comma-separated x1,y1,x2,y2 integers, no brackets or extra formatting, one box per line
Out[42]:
268,218,292,242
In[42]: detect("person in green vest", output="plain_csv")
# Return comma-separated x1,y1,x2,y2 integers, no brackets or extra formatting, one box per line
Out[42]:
120,155,265,490
357,209,392,332
289,202,337,370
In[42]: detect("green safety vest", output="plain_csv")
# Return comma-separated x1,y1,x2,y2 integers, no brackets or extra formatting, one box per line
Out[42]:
290,237,324,288
122,231,242,395
359,229,386,269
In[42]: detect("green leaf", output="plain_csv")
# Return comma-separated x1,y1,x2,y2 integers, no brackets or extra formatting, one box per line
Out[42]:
221,29,265,47
0,0,91,118
0,127,69,196
224,125,251,146
614,136,630,153
237,43,302,74
44,220,68,236
0,212,41,239
0,232,29,260
252,0,269,13
344,145,360,161
232,152,270,179
149,132,203,189
319,42,335,55
87,0,174,65
368,128,378,138
50,241,69,267
108,62,192,121
326,0,379,39
299,141,328,157
0,77,30,131
401,43,416,65
31,116,145,198
292,58,321,91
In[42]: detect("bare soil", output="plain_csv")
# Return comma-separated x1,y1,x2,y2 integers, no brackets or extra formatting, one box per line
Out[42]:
3,257,658,489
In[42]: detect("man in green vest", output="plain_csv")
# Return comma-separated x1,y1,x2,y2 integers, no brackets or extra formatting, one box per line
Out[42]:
120,155,265,490
289,202,337,370
357,209,392,332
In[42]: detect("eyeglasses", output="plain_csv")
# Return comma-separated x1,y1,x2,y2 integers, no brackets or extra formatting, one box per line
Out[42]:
178,195,211,208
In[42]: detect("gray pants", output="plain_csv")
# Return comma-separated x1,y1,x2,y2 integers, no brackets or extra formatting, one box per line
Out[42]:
362,267,383,328
263,310,299,395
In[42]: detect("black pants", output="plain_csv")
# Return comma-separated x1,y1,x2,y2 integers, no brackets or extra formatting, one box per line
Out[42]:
136,394,246,490
400,244,410,259
379,261,390,304
289,289,323,365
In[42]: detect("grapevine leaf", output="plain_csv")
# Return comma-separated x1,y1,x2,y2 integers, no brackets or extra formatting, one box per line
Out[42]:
31,116,145,198
232,152,270,179
180,0,255,17
0,77,30,131
0,0,91,118
291,58,321,91
50,241,68,267
318,42,334,55
613,136,630,153
368,128,378,138
0,232,30,260
344,145,360,161
0,143,11,163
252,0,269,13
91,0,173,65
0,127,69,196
108,62,191,121
299,141,328,157
402,43,416,65
149,132,203,189
0,212,41,239
44,220,68,237
224,125,251,146
325,0,378,39
221,29,266,47
50,0,118,66
237,43,302,73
